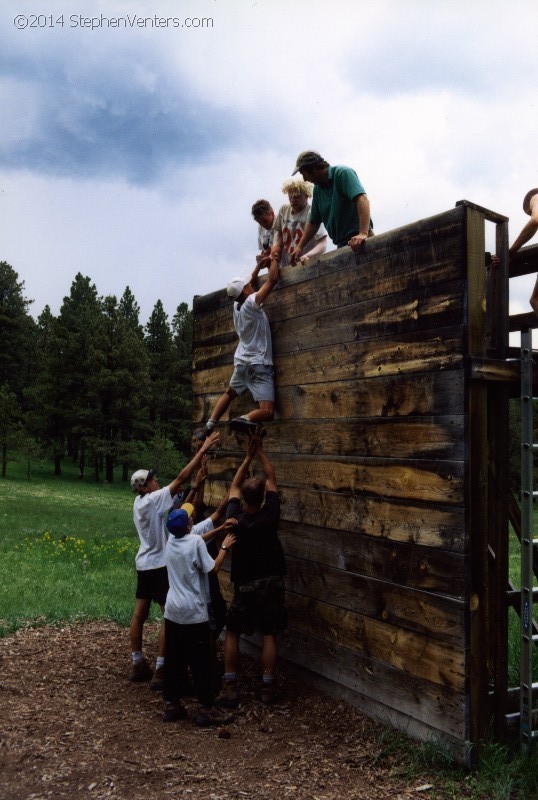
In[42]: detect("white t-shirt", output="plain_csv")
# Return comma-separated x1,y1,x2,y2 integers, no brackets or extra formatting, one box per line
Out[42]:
233,293,273,366
257,224,274,253
274,203,327,267
164,532,216,625
133,486,173,571
192,518,215,602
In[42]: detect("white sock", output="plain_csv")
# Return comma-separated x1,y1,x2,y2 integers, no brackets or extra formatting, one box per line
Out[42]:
132,651,144,664
156,657,165,669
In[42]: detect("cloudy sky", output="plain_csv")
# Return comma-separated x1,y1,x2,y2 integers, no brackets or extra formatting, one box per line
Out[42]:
1,0,537,327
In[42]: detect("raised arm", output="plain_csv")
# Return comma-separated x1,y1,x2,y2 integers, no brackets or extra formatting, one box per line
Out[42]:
255,439,277,493
167,431,219,498
254,254,279,306
229,437,258,500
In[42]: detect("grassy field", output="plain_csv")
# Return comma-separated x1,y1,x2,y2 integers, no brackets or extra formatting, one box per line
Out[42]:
0,458,162,636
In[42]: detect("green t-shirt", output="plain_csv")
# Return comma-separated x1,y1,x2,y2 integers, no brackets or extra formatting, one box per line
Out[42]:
309,165,368,248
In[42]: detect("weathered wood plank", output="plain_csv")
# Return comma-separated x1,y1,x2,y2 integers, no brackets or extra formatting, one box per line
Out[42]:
272,632,467,742
208,452,464,505
283,556,466,643
194,249,465,341
193,326,465,390
193,370,465,422
282,592,465,691
199,416,465,460
279,522,465,595
204,482,466,551
193,283,464,356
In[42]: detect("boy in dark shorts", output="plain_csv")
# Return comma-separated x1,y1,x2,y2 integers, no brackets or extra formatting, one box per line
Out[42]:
128,431,219,686
218,436,287,706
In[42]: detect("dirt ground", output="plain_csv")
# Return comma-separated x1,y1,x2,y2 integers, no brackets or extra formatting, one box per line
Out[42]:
0,621,444,800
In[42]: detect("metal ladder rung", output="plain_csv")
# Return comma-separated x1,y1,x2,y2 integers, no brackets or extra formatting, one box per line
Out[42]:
520,328,538,752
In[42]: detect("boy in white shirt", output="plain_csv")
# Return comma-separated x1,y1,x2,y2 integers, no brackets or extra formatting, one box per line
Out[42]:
162,505,237,725
128,431,219,686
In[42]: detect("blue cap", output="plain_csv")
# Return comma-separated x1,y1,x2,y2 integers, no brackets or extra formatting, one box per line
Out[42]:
166,508,190,537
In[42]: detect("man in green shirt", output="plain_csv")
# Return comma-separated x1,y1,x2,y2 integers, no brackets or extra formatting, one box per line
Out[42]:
289,150,373,263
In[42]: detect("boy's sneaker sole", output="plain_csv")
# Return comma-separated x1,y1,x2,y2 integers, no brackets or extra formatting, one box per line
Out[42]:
228,418,267,437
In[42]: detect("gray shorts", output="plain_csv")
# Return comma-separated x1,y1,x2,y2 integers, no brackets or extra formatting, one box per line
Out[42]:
229,364,274,403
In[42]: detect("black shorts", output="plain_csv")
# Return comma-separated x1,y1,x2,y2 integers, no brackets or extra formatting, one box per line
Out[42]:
135,566,169,606
225,576,287,636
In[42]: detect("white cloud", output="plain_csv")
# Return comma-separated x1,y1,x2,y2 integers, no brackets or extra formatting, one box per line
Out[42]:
1,0,537,326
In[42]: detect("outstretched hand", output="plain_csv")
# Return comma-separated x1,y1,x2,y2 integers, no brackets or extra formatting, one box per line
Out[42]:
195,456,208,484
202,430,220,451
247,435,259,459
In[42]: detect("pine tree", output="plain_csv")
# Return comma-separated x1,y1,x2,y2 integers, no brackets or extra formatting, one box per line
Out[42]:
0,383,24,477
145,300,175,435
54,274,104,475
87,295,150,482
25,306,67,474
0,261,36,402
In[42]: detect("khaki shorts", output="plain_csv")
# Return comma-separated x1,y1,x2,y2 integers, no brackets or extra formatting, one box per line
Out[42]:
229,364,274,403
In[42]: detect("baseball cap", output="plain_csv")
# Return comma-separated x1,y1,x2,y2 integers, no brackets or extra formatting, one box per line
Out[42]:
227,276,249,299
130,468,157,492
523,188,538,215
292,150,324,175
166,503,195,537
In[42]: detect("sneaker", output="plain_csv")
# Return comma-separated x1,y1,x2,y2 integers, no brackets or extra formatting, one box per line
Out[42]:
193,426,209,443
229,417,267,437
150,666,165,692
195,706,235,727
193,422,217,443
260,682,277,705
215,679,239,708
129,658,153,682
163,700,188,722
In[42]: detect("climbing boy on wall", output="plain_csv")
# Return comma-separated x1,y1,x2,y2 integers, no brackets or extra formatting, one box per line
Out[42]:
196,251,280,440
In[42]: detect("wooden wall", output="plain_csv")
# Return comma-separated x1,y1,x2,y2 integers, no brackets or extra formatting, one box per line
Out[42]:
192,204,500,766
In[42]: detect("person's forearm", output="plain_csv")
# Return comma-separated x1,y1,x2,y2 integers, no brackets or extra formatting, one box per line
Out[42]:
510,220,538,254
356,194,371,235
231,454,254,492
302,236,327,259
297,220,319,250
256,448,276,484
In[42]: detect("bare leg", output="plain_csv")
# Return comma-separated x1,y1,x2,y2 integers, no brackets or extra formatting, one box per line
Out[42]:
129,598,150,652
261,634,277,676
223,630,240,674
246,400,274,424
209,387,238,423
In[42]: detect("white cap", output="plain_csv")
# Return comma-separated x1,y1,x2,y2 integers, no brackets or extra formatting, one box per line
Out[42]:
130,468,154,492
227,276,249,299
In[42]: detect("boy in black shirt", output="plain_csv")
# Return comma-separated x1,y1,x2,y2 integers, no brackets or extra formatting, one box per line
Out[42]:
218,436,287,706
